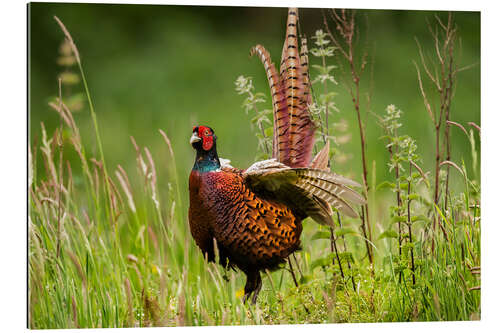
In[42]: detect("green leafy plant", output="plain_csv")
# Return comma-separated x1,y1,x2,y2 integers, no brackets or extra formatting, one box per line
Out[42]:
234,75,273,159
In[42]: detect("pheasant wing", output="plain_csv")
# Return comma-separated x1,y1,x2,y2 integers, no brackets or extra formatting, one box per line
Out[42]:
243,160,365,223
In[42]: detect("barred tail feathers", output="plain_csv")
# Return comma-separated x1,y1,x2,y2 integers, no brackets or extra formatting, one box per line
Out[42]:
279,8,315,168
299,36,312,106
250,45,290,164
252,8,316,168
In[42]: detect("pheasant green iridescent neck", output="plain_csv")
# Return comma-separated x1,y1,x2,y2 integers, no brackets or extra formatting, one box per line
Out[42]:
193,147,221,173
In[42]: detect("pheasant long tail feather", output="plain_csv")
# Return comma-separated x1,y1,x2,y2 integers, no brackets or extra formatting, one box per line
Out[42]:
279,8,315,167
299,36,312,107
250,45,290,163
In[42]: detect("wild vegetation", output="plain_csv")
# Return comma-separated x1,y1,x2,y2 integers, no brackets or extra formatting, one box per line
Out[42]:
28,8,480,329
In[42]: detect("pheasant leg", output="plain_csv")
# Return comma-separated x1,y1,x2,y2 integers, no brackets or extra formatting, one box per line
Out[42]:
243,270,262,304
251,273,262,304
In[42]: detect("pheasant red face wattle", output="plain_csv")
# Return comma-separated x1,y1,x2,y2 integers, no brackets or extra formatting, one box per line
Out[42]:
191,125,215,151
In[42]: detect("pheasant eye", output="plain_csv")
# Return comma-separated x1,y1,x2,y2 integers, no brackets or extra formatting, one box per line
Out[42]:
204,130,210,136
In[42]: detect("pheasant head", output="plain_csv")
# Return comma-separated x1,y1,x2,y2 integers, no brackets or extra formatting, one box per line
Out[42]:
190,125,220,172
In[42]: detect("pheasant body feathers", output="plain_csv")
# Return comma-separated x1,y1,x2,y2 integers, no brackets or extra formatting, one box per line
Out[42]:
189,169,302,272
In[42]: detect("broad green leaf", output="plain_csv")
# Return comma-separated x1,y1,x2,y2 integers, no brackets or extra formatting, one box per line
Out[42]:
379,229,399,239
408,193,420,201
335,227,357,237
377,181,396,191
391,215,407,223
311,230,331,240
411,214,430,223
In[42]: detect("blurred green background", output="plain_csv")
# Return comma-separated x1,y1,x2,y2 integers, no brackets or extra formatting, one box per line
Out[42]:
29,3,480,195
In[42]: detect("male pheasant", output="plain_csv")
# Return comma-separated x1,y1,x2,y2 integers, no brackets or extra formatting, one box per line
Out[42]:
188,7,365,304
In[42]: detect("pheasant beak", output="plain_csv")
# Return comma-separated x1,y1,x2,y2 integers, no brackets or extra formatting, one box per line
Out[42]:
190,132,201,145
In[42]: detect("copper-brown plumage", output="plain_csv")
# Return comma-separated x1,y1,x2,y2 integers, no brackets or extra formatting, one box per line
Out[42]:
188,8,364,304
190,169,302,268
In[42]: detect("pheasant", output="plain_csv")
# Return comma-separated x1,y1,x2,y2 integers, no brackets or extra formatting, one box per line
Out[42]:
188,7,365,304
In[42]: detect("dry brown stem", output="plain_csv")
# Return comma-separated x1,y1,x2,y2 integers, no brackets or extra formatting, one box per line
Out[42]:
323,8,373,264
414,13,457,252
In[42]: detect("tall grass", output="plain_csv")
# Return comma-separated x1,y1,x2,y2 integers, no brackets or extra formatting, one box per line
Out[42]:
28,12,480,329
